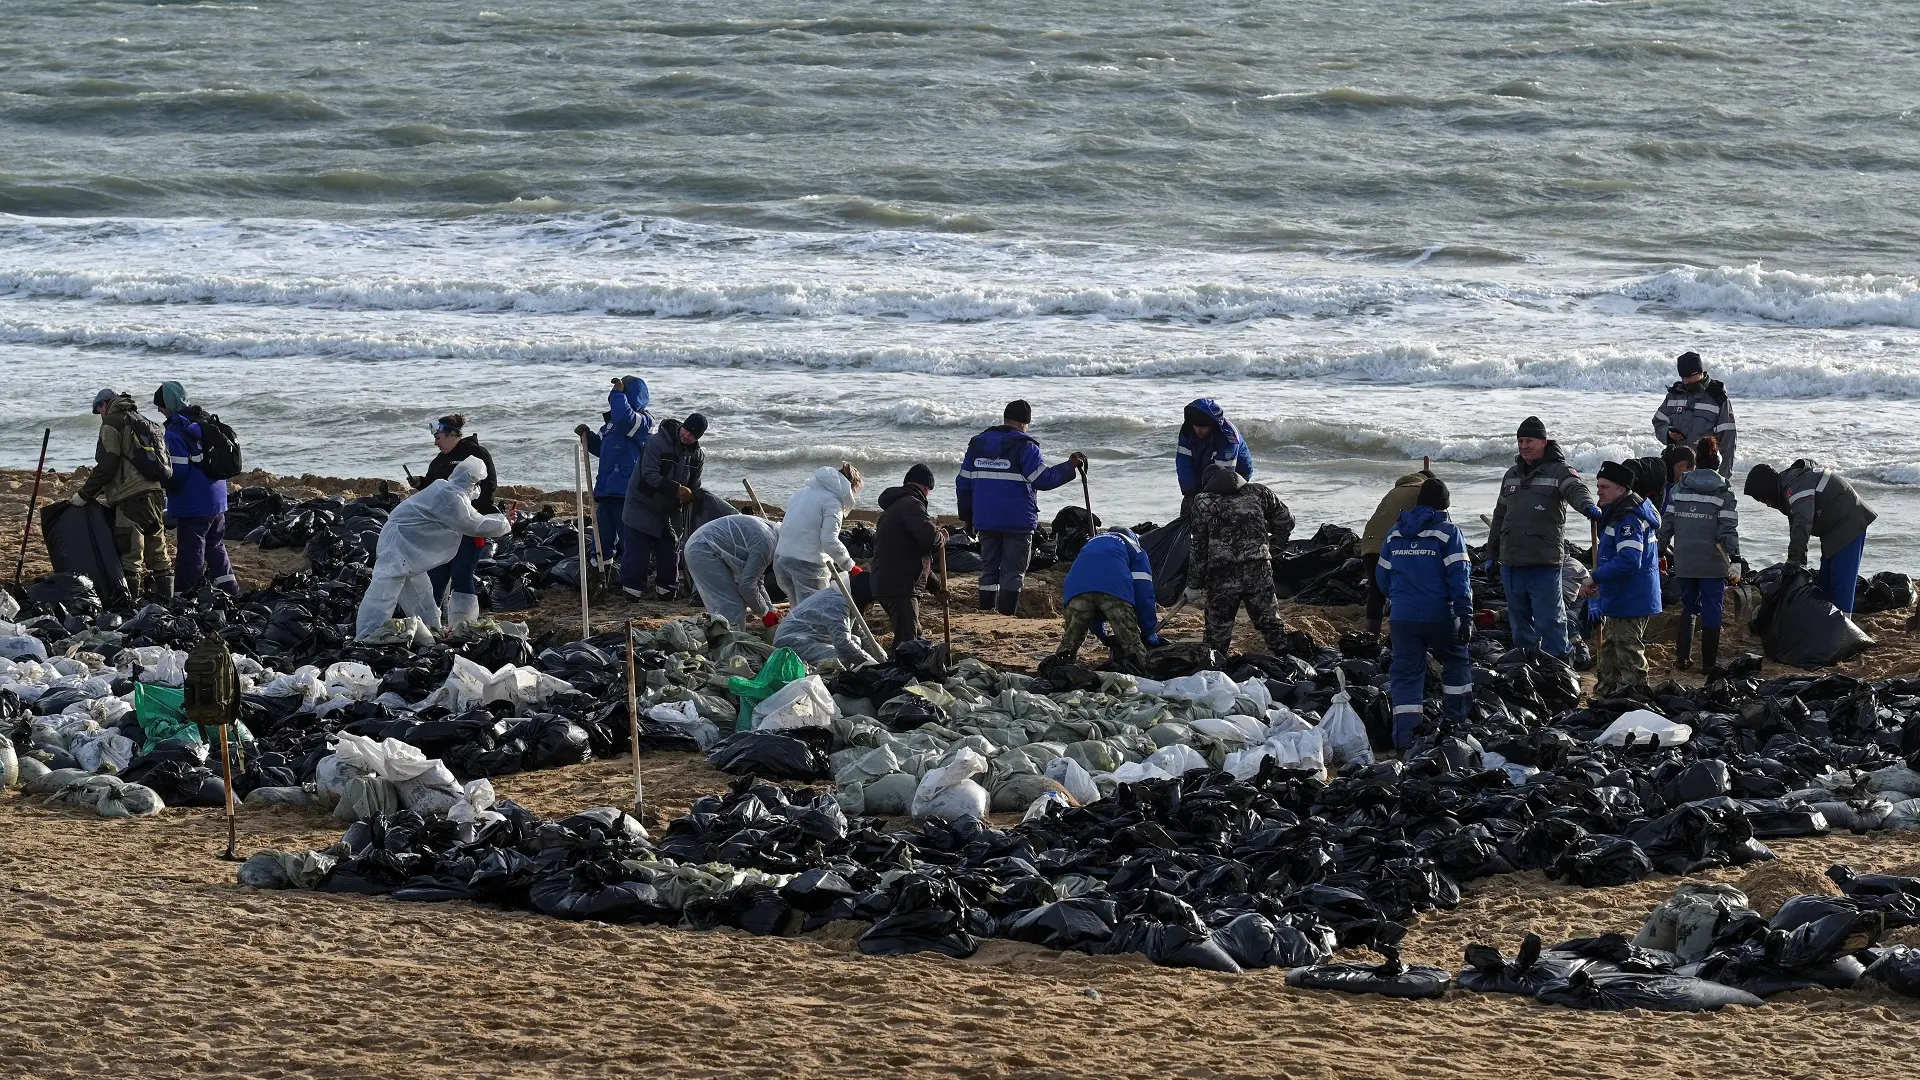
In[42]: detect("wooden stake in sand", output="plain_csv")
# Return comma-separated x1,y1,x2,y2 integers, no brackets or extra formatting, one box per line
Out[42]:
625,618,642,812
573,437,592,640
937,540,952,655
741,477,770,519
12,428,50,588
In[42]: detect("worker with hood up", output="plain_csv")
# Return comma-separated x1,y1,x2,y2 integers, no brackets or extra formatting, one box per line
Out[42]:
868,464,945,649
1374,477,1473,748
575,375,652,566
1186,463,1294,657
1176,398,1255,498
355,458,511,638
1744,458,1876,613
773,576,882,669
1657,437,1740,676
775,463,862,605
411,414,498,623
1053,527,1161,671
74,387,172,602
1359,467,1433,637
622,412,707,599
153,381,237,596
684,513,780,630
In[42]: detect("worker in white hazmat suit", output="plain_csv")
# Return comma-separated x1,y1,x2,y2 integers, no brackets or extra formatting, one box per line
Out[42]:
772,578,881,668
684,513,780,629
355,458,511,638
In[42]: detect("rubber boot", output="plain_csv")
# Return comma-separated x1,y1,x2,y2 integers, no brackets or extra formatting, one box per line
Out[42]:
977,586,995,611
447,591,481,633
1701,627,1721,680
1674,616,1695,671
1364,617,1382,637
146,571,174,603
995,588,1020,617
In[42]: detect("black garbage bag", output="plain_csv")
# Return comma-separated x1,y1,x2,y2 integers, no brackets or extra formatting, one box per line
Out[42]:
1284,946,1451,999
23,570,104,617
457,632,536,671
38,502,125,608
839,523,877,561
528,864,670,924
120,758,226,808
1548,834,1654,887
1750,564,1873,668
781,868,860,912
858,908,979,958
1102,916,1242,973
705,730,831,781
1629,804,1771,875
1144,642,1218,680
1853,571,1914,616
487,567,540,613
1008,898,1119,952
542,555,584,590
685,884,797,937
1457,934,1595,996
1140,519,1191,600
941,533,983,574
1050,505,1101,565
1660,760,1733,804
520,716,592,770
1536,969,1763,1012
1212,911,1318,971
1863,945,1920,996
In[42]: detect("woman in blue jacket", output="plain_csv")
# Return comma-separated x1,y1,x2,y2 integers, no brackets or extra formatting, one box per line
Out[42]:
1176,399,1254,498
153,381,237,595
1373,478,1473,748
1582,460,1663,699
576,376,652,566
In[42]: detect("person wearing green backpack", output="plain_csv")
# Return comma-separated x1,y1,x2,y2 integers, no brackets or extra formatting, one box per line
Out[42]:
75,388,172,601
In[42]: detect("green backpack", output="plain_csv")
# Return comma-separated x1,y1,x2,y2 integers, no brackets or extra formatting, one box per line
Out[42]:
183,634,242,729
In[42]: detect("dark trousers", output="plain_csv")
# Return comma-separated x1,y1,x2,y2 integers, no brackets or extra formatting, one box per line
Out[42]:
593,496,624,561
1362,553,1387,624
430,537,482,603
878,593,920,649
622,523,680,593
1678,577,1727,629
978,530,1034,615
174,512,237,595
1388,619,1473,749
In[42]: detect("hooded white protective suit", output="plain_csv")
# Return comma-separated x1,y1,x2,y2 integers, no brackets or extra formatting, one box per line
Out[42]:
772,581,879,669
354,458,511,638
685,514,780,628
773,466,856,603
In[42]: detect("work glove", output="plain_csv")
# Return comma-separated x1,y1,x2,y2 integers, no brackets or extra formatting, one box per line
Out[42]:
69,493,88,507
407,474,426,490
1454,616,1473,645
1182,587,1204,606
675,484,694,504
1481,559,1499,576
574,423,592,438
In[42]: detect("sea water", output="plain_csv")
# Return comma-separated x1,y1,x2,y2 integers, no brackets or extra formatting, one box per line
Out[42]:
2,1,1916,567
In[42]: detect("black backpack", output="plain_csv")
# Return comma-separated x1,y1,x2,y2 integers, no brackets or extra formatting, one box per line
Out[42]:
121,412,173,484
194,409,243,480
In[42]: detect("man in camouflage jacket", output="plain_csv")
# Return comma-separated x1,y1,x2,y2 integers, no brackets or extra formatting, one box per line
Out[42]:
1187,464,1294,656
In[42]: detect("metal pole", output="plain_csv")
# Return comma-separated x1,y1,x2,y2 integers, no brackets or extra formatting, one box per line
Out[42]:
625,618,642,811
217,722,238,861
13,428,51,587
937,541,952,656
574,439,591,639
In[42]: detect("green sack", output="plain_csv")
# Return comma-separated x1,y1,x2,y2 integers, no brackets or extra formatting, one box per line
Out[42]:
725,648,809,731
133,682,252,752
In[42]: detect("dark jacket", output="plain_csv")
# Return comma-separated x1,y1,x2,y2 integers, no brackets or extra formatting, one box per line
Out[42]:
1361,472,1429,557
1176,398,1255,496
869,485,941,598
624,419,705,538
583,379,652,499
1659,468,1739,578
955,425,1076,533
1593,493,1662,618
1652,379,1736,475
162,410,228,519
423,436,498,515
1778,460,1875,565
1063,530,1161,646
78,394,167,507
1487,441,1597,569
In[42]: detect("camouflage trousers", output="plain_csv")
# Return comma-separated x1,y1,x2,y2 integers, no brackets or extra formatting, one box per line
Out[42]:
1203,565,1289,656
1594,615,1650,697
1058,592,1148,665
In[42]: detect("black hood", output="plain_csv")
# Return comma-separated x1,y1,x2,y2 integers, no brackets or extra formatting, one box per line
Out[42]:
876,484,925,511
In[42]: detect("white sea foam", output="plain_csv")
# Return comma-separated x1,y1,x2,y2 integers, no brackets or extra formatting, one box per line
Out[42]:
1622,264,1920,329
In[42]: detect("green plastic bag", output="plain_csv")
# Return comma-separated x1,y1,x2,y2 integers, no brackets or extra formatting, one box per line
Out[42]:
725,648,809,731
132,682,252,752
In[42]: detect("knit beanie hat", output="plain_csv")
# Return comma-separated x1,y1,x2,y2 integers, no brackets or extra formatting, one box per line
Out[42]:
1677,351,1705,379
904,463,935,490
1003,399,1032,425
682,413,709,438
1598,460,1635,488
1516,415,1548,440
1417,477,1450,511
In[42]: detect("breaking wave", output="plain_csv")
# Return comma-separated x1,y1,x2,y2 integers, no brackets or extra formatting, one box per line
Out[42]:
1622,264,1920,329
